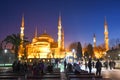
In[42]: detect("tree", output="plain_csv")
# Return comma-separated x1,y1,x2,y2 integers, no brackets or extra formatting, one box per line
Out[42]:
3,33,28,60
85,43,94,59
3,34,21,59
107,49,119,60
109,38,120,49
69,42,77,51
94,44,106,59
84,51,89,60
76,42,82,60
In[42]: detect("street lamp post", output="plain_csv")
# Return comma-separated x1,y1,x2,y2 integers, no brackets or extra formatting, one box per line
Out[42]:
4,49,7,66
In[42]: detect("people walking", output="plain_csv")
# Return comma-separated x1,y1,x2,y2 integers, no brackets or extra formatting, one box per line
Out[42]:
95,59,102,76
55,58,59,68
64,59,67,71
109,60,112,70
104,60,108,69
88,58,92,73
67,63,73,72
38,60,44,74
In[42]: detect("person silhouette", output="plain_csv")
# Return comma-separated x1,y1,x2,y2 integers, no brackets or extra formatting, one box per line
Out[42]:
95,59,102,76
88,58,92,73
64,59,67,71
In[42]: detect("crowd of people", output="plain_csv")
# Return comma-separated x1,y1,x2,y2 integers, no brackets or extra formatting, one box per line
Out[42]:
104,60,116,69
12,59,59,75
12,60,28,73
87,59,116,76
64,58,116,76
12,58,116,76
85,58,102,76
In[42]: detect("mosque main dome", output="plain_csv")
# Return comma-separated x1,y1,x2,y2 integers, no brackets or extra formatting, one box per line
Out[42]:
39,32,54,43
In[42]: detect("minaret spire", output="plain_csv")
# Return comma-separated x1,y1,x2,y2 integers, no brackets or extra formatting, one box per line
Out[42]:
104,16,108,32
21,14,24,28
58,12,61,27
58,13,62,49
93,33,96,48
104,16,109,51
20,14,25,43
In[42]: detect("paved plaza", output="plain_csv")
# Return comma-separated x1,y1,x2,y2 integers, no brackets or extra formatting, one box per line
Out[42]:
80,65,120,80
58,62,120,80
0,62,120,80
79,64,120,80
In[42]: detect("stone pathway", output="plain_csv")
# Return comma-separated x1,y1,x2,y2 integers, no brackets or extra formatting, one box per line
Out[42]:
61,72,67,80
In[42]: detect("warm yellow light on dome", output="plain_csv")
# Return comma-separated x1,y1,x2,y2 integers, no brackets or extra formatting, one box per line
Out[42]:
40,47,50,53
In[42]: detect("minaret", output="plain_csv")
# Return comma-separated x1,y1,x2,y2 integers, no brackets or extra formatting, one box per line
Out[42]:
18,14,25,60
20,14,25,44
104,16,109,51
61,28,64,50
93,33,96,48
58,13,62,49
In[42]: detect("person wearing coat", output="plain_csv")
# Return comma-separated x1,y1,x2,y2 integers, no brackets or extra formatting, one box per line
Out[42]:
95,59,102,76
88,58,92,73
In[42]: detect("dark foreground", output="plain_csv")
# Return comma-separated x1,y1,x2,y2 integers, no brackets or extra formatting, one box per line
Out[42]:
0,68,112,80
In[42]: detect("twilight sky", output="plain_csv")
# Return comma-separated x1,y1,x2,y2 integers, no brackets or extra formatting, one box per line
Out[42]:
0,0,120,48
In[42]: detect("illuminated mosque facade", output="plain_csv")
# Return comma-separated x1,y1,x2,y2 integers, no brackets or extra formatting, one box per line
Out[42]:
18,14,65,59
18,14,109,59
